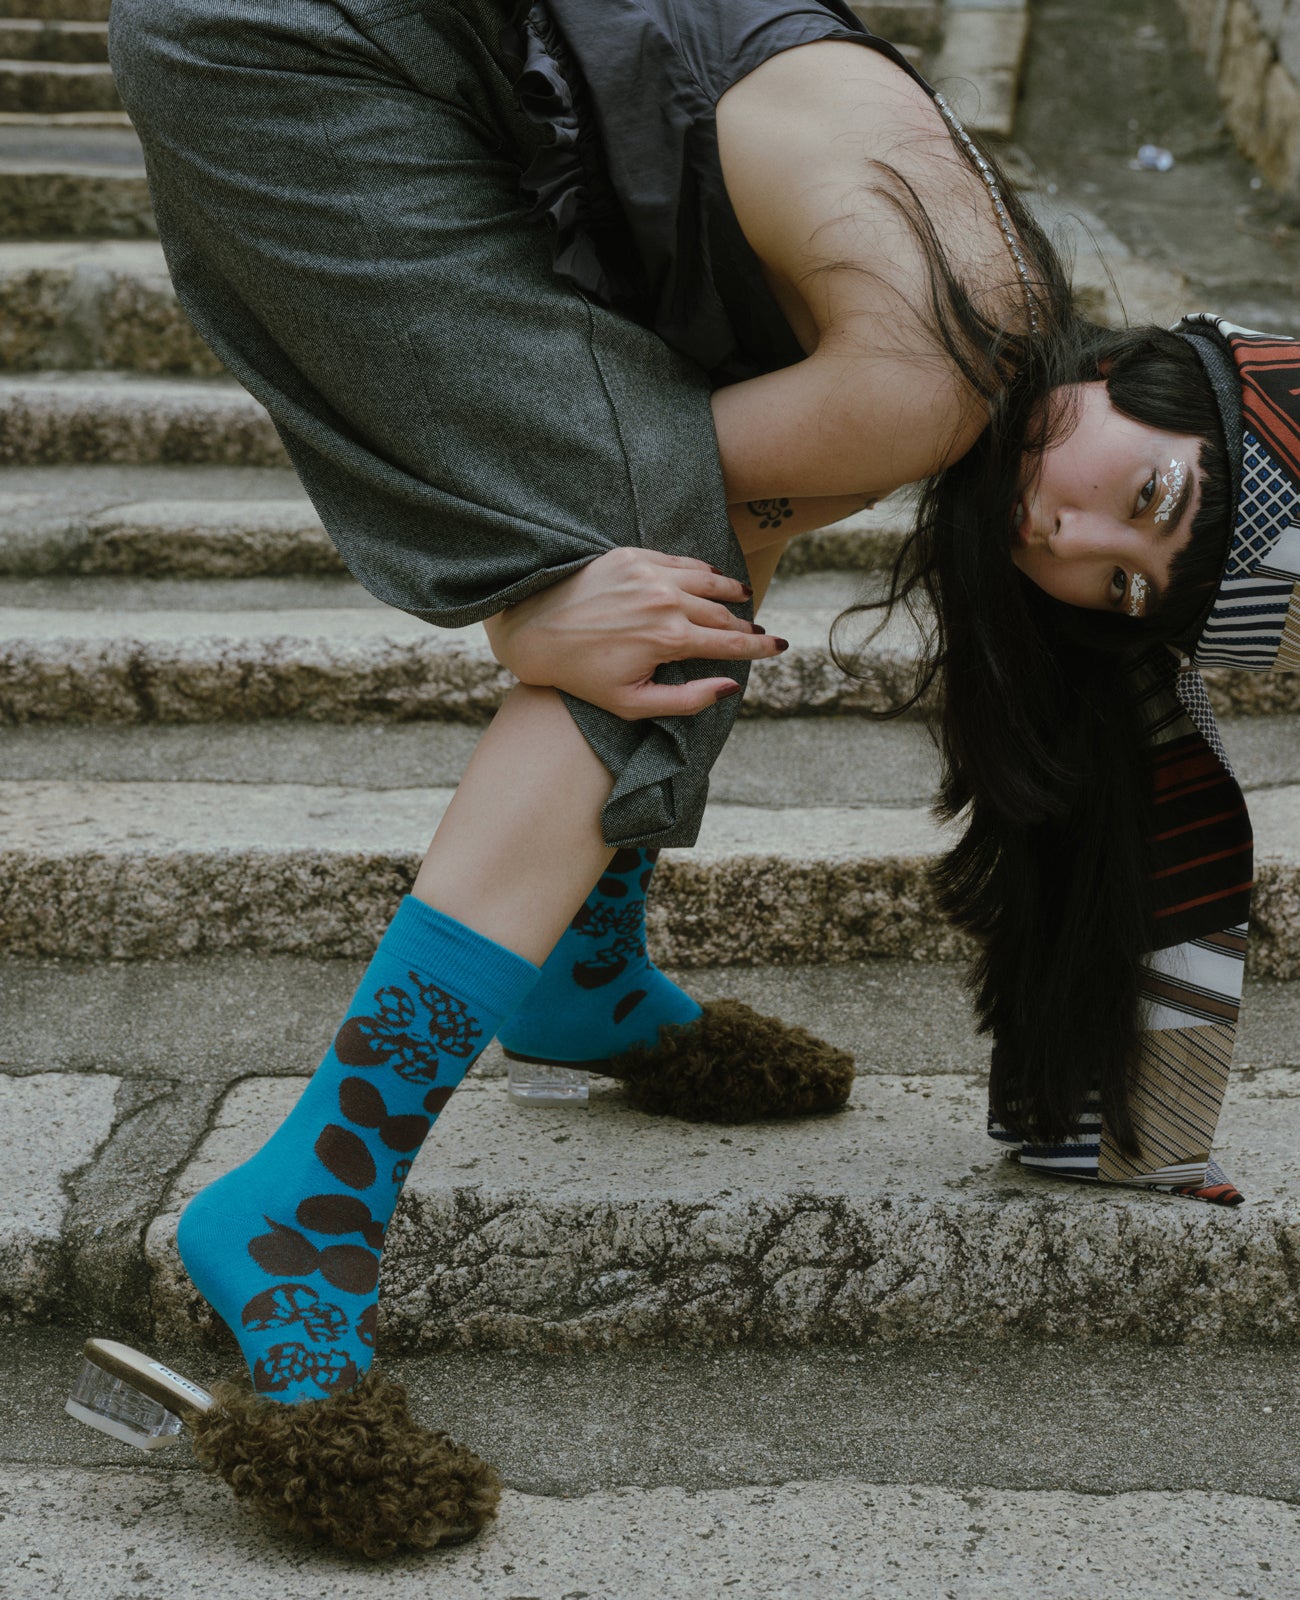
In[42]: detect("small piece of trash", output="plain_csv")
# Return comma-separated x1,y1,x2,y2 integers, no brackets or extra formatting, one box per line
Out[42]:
1251,175,1264,191
1131,144,1175,172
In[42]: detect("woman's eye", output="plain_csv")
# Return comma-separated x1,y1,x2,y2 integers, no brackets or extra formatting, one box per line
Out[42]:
1136,473,1157,514
1110,566,1127,603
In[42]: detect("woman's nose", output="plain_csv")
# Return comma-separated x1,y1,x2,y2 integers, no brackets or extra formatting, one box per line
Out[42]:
1050,509,1125,562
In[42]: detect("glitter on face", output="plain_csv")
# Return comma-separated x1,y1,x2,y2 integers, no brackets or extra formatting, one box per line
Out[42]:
1154,458,1187,525
1127,571,1150,617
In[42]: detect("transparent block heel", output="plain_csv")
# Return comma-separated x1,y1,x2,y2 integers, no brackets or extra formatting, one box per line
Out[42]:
65,1338,212,1451
505,1056,590,1105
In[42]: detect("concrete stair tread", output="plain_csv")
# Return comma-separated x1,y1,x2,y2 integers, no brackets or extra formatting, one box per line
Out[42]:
8,1463,1299,1599
6,1324,1300,1505
5,946,1300,1348
0,119,136,160
2,771,1296,856
8,0,111,20
9,1044,1300,1345
0,774,1296,970
4,713,1299,798
0,719,948,807
0,470,909,576
0,779,947,852
0,21,109,64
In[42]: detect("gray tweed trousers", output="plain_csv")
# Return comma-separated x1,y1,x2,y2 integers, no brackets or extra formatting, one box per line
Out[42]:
107,0,750,847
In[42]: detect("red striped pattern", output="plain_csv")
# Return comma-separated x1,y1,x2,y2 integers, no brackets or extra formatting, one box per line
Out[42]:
1148,732,1253,946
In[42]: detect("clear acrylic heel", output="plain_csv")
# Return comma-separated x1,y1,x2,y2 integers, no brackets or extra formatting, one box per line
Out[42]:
65,1338,212,1451
505,1056,590,1105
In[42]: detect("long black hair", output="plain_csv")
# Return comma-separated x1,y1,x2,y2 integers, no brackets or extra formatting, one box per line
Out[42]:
831,143,1232,1150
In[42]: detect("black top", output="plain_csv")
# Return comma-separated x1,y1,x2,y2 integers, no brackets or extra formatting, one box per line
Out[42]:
503,0,929,383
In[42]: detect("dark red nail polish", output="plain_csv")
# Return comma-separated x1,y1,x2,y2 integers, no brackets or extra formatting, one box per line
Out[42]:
752,624,766,635
714,682,743,702
709,565,726,576
741,583,754,597
773,637,790,653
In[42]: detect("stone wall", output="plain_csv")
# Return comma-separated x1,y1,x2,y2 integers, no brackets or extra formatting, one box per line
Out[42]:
1178,0,1300,192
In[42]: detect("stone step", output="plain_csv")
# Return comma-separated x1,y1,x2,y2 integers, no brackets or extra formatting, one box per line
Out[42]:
9,1466,1299,1599
0,372,282,465
4,711,1296,804
0,217,1190,377
0,464,909,576
0,241,220,375
12,0,110,19
0,57,120,113
0,775,1297,970
6,946,1300,1348
0,20,108,62
0,563,1294,722
0,122,150,236
0,569,921,723
0,158,151,236
7,1322,1300,1535
7,969,1300,1347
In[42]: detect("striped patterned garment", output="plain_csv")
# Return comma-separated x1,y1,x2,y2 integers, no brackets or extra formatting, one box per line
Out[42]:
990,317,1300,1207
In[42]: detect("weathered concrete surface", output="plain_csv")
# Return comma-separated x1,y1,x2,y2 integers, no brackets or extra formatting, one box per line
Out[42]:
0,576,923,723
0,160,152,237
1019,0,1300,332
4,952,1298,1087
4,1472,1300,1600
0,782,964,962
0,374,285,465
10,1325,1300,1503
0,569,1293,720
0,716,947,804
3,778,1299,968
20,0,111,19
0,1071,117,1321
0,478,910,577
4,710,1293,802
0,241,222,374
0,60,121,115
140,1064,1300,1351
0,21,109,64
930,0,1029,137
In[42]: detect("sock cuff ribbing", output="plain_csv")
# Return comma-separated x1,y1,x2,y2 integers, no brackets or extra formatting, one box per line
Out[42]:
385,896,539,1016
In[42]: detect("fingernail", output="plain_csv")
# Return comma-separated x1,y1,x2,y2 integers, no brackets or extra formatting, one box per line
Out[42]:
709,565,726,576
714,682,743,702
752,624,766,635
741,583,754,597
772,637,790,653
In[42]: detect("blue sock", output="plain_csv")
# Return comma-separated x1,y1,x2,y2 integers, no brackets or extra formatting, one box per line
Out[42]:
176,897,537,1404
497,849,701,1066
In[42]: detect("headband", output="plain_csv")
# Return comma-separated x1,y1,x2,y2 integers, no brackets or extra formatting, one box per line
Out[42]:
1174,313,1300,673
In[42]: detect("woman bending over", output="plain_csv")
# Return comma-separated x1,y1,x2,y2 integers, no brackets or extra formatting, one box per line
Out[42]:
87,0,1288,1557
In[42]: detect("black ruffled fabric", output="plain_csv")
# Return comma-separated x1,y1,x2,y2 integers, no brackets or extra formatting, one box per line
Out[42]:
499,3,647,316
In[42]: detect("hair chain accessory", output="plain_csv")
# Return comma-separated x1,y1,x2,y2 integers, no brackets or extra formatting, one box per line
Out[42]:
932,93,1040,334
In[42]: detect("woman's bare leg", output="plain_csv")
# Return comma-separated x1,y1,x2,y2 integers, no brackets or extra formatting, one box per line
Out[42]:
413,683,615,965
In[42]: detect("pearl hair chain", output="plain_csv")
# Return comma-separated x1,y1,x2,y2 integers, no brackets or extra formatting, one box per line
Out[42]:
933,93,1040,333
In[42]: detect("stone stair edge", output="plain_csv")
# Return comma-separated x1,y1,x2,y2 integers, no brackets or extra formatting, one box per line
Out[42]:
0,600,1293,722
6,0,111,22
1,778,1297,973
7,1053,1300,1347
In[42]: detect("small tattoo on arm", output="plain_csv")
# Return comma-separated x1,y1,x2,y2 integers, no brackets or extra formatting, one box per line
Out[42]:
747,498,793,531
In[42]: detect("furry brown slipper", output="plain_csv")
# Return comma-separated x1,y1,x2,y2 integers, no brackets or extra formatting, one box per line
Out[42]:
601,998,854,1122
189,1369,500,1559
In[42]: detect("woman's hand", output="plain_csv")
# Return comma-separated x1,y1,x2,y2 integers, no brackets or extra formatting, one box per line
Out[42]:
482,547,787,720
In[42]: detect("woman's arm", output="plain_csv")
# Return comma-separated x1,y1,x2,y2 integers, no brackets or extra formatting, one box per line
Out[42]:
729,493,873,556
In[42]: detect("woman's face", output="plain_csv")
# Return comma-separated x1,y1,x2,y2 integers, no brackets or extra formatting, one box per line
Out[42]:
1011,382,1204,617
